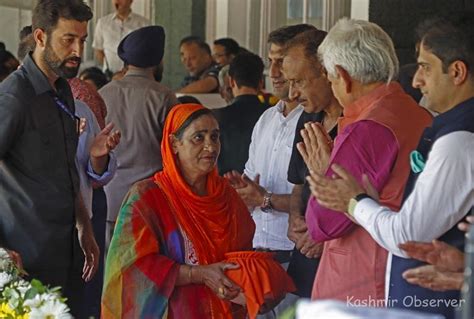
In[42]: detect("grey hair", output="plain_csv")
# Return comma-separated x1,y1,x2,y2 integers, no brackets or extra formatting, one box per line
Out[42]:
218,64,230,87
318,18,399,84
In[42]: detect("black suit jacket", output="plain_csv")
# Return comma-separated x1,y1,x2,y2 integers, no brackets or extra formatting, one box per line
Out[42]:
213,94,269,175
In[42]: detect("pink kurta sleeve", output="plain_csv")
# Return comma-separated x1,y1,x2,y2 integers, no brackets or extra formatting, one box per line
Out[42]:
306,120,399,242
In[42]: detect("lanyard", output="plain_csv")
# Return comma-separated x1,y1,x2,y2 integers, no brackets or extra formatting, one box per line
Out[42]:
53,96,81,136
53,96,76,120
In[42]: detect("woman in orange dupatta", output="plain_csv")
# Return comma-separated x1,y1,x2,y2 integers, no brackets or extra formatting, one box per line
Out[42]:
101,104,255,318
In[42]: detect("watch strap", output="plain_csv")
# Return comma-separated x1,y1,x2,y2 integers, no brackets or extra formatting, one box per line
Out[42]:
348,193,371,217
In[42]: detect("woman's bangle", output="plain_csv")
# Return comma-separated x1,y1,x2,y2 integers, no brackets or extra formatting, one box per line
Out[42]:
188,265,193,284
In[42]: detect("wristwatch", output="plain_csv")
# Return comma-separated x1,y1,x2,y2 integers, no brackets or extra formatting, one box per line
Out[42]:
347,193,371,217
261,191,273,212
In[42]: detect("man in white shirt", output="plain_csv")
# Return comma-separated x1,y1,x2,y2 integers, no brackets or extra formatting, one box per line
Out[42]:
307,14,474,319
93,0,150,73
224,24,315,318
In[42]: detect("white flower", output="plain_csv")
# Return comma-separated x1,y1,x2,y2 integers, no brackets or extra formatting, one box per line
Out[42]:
23,294,43,309
28,300,72,319
0,248,13,270
23,291,62,310
0,271,13,289
0,254,13,271
15,280,31,297
0,248,10,259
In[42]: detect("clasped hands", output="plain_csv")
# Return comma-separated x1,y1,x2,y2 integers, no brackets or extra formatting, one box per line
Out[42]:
297,121,380,219
288,215,323,258
297,122,333,176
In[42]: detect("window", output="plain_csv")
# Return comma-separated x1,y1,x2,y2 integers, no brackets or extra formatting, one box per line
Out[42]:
206,0,351,90
207,0,351,58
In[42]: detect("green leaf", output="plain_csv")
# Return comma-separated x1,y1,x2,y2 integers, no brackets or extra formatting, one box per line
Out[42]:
30,279,46,294
24,286,38,300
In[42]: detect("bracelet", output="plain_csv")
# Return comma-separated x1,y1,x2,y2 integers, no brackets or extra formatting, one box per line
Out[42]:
261,191,273,212
188,265,193,283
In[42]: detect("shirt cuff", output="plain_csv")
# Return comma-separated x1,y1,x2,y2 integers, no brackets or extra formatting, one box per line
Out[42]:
353,198,380,226
86,152,117,186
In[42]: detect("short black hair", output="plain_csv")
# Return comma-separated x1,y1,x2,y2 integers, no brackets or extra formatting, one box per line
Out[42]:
267,24,317,46
17,35,36,61
284,29,327,66
213,38,240,56
79,67,108,89
32,0,93,35
179,36,211,55
177,95,202,105
228,52,264,89
18,25,35,61
416,13,474,74
19,25,33,41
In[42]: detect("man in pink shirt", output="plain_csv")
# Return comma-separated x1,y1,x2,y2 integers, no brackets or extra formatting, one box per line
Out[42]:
301,18,432,303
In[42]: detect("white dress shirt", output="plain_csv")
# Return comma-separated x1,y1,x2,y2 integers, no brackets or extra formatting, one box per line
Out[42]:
93,12,150,73
244,101,303,251
354,131,474,257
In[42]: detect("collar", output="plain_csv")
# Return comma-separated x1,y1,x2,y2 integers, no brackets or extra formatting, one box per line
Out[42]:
432,97,474,132
344,82,403,119
22,53,74,107
112,11,133,21
22,53,53,96
275,100,285,113
193,63,218,79
338,82,403,131
124,68,154,79
275,100,303,118
233,94,260,103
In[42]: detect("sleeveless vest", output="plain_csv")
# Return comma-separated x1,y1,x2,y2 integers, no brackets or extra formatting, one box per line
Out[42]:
312,82,432,302
389,98,474,319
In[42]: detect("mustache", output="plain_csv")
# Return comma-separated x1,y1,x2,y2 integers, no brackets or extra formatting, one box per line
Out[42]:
63,56,82,65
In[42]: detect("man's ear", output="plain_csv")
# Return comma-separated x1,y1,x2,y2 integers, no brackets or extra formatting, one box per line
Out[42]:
258,78,264,91
450,60,469,86
335,65,352,94
229,76,237,89
169,134,179,154
33,28,47,50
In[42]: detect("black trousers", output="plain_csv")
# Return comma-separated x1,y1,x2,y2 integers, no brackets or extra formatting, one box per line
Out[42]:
286,248,320,298
83,187,107,319
28,239,84,318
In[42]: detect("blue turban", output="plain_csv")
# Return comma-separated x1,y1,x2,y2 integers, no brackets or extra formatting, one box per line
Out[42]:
118,25,165,68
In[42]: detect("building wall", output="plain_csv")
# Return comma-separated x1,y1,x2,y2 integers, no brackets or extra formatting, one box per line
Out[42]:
155,0,206,90
0,4,32,59
350,0,369,20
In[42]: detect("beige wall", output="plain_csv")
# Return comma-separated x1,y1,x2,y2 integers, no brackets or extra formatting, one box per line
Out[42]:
350,0,369,20
0,5,31,59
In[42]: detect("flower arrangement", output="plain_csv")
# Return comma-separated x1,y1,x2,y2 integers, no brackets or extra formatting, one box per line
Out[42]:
0,248,72,319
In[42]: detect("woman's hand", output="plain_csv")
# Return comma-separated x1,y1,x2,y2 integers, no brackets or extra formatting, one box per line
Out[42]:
195,262,241,300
